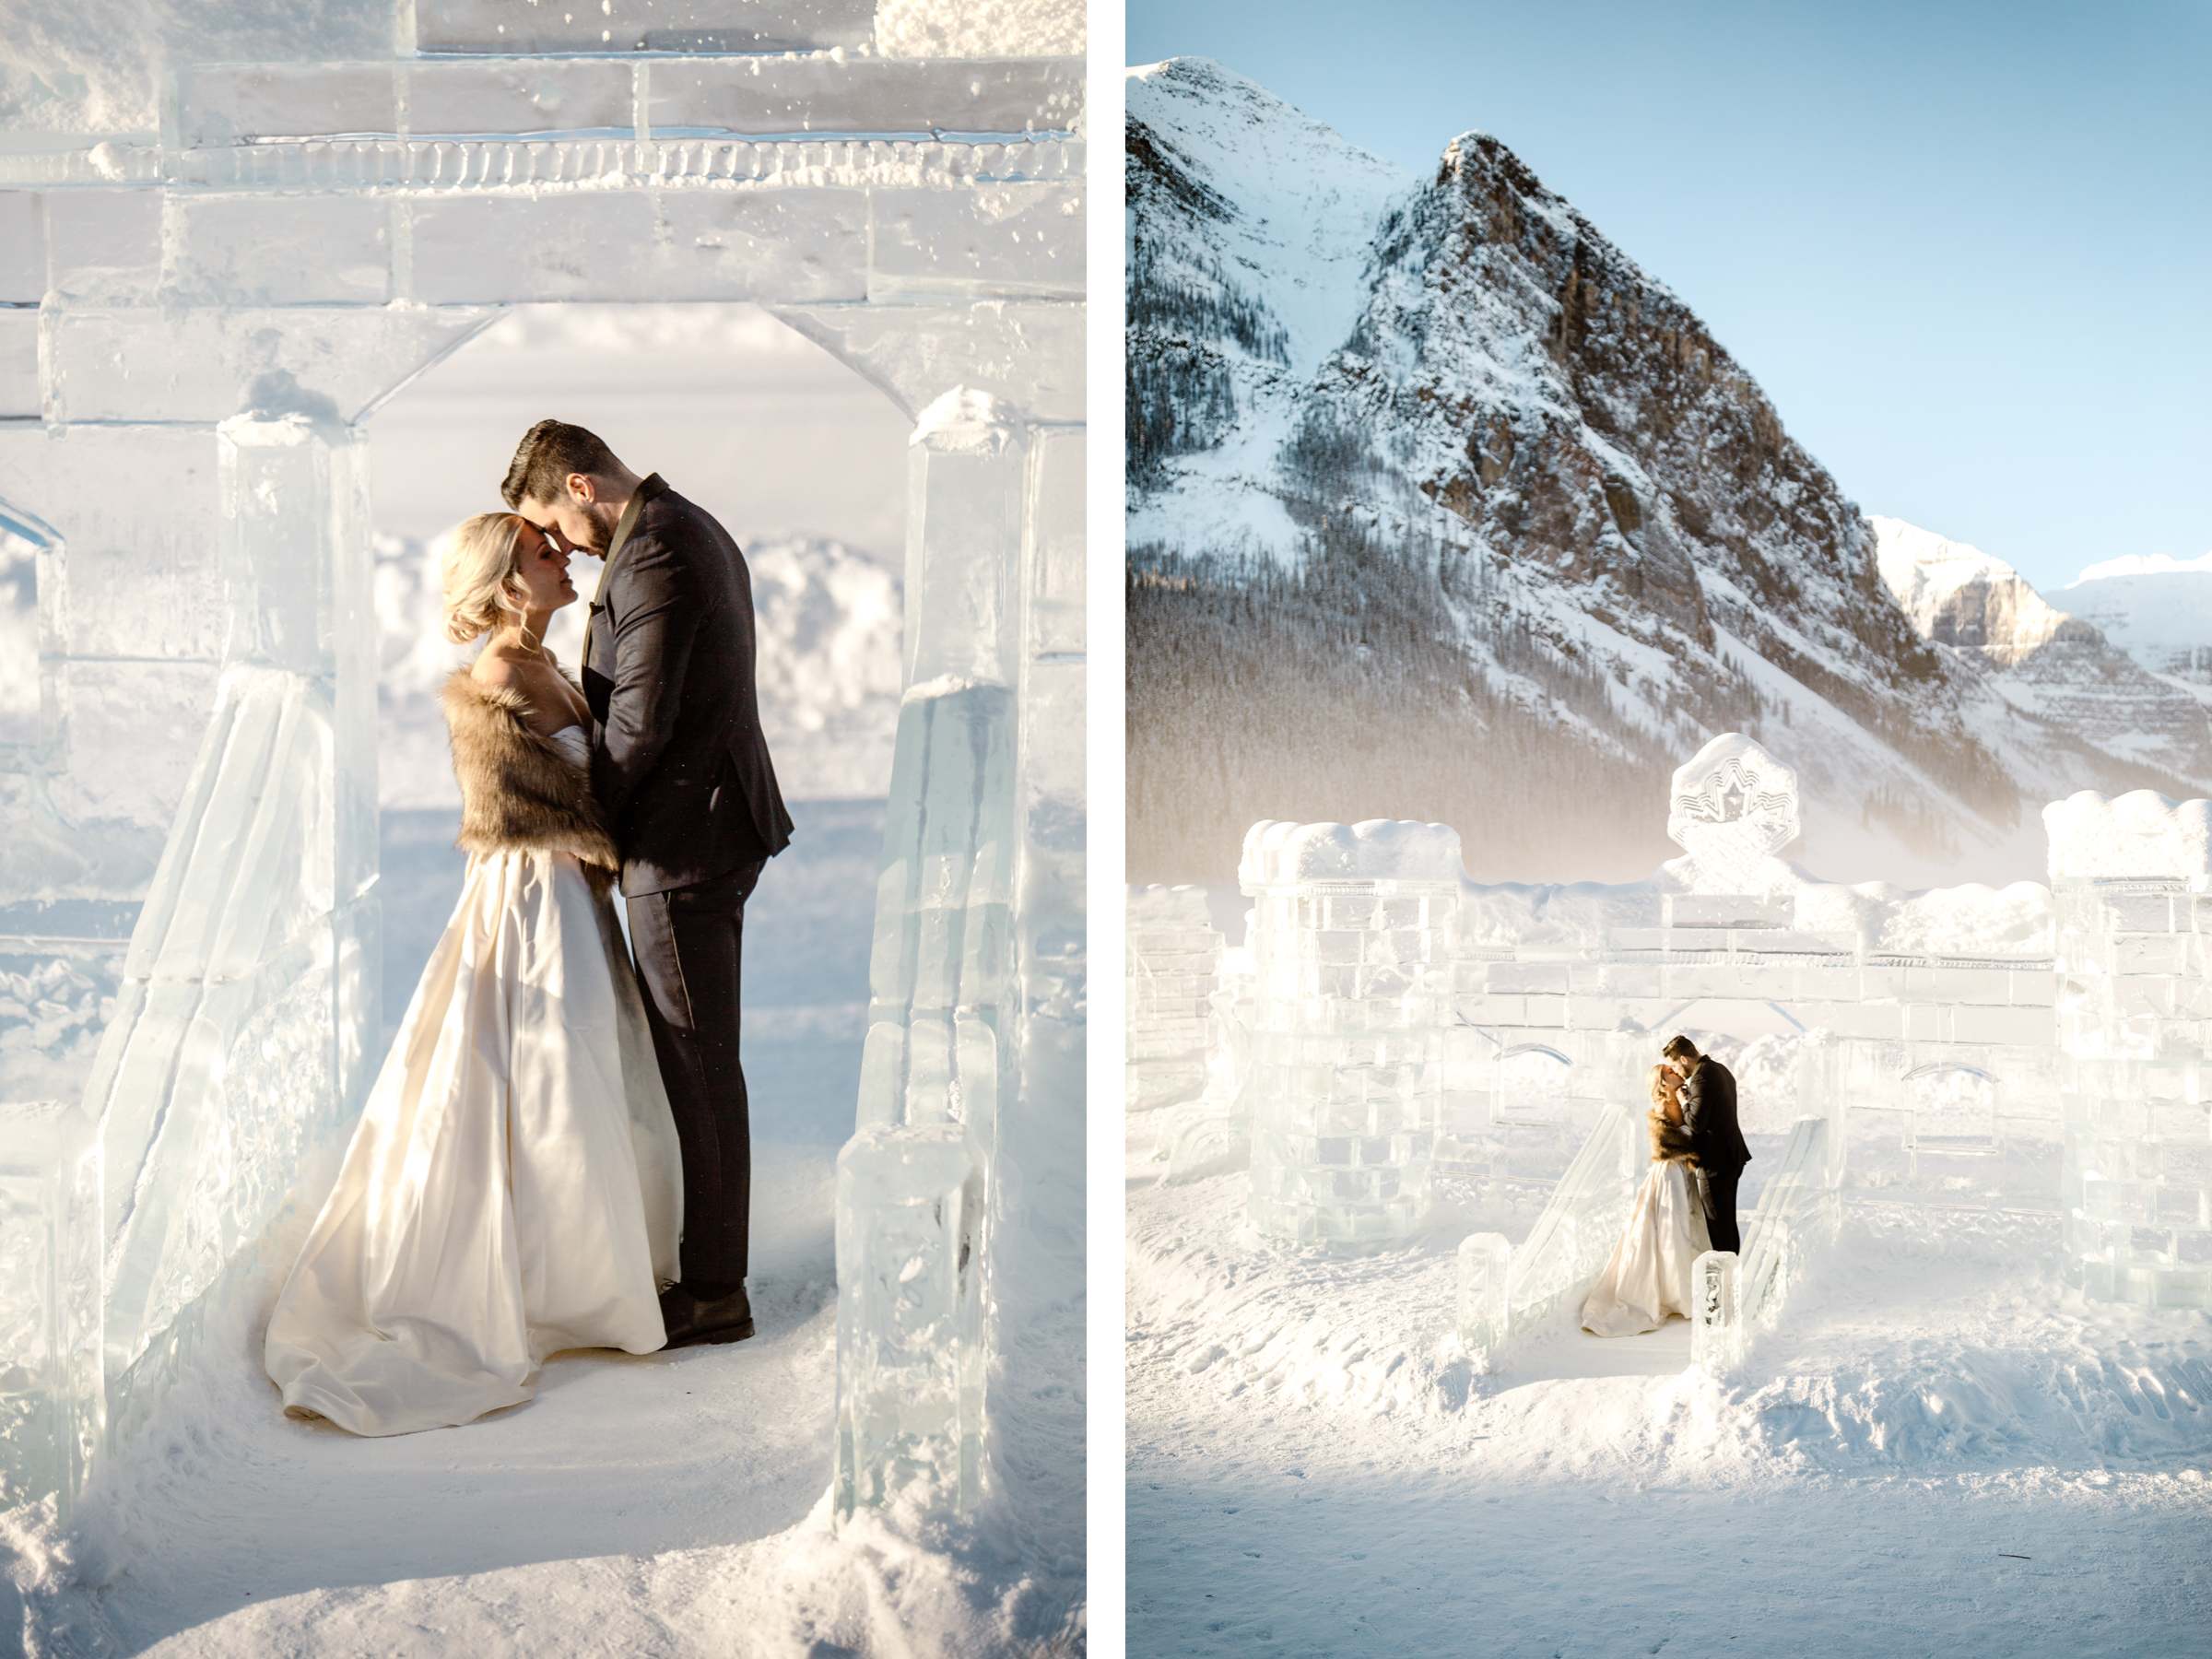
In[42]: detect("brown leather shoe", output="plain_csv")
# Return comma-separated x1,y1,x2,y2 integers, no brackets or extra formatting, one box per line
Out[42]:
658,1283,755,1349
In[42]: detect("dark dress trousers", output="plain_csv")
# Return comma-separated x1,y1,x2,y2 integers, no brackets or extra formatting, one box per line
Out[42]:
582,473,794,1285
1679,1056,1753,1256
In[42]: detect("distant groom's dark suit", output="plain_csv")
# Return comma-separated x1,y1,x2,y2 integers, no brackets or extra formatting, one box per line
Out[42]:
1679,1056,1753,1255
582,473,794,1286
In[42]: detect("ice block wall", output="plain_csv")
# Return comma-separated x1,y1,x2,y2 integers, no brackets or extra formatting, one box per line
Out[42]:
1126,885,1220,1112
2047,792,2212,1310
1240,820,1460,1246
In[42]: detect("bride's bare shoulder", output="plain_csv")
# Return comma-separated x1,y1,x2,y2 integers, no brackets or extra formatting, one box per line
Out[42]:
470,646,525,689
466,647,579,735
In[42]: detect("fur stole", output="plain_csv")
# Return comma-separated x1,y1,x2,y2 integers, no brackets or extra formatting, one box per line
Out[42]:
441,666,619,889
1648,1110,1700,1167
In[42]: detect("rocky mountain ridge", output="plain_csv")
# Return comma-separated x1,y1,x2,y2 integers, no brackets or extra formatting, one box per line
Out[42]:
1126,56,2207,886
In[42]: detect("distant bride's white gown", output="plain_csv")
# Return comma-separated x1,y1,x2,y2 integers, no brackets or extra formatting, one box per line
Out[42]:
265,727,683,1435
1580,1140,1712,1337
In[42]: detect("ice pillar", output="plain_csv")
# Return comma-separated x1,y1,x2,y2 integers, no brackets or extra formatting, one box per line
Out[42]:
855,388,1021,1144
838,389,1025,1515
999,422,1087,1377
832,1124,983,1512
1689,1249,1741,1371
0,1100,100,1516
81,413,379,1476
2046,793,2212,1311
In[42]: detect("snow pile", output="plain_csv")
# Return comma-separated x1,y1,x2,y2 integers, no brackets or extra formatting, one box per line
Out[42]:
1238,818,1465,888
877,0,1083,61
1126,883,1214,929
1782,875,2055,959
2044,789,2212,881
0,957,112,1102
1448,860,2053,960
374,530,900,808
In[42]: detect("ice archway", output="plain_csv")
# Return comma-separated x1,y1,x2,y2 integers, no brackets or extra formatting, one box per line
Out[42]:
0,6,1085,1518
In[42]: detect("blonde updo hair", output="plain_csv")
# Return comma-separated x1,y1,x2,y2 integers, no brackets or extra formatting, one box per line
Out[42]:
1648,1064,1681,1111
441,512,534,646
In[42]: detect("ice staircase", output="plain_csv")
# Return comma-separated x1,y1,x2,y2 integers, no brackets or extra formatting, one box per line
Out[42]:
1456,1100,1643,1367
1690,1115,1843,1371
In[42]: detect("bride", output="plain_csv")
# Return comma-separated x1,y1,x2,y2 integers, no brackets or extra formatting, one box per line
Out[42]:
1580,1064,1711,1336
264,512,684,1435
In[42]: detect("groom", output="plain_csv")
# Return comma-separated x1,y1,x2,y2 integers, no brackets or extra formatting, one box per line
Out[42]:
503,419,794,1349
1661,1035,1752,1254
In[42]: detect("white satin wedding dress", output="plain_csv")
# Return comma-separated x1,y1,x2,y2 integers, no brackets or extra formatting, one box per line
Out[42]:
265,726,684,1436
1580,1134,1712,1337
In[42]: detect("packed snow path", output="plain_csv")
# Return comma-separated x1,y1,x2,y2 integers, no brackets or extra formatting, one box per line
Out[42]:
67,803,878,1653
1127,1131,2212,1654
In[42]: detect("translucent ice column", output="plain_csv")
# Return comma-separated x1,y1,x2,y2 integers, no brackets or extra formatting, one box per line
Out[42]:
82,414,378,1475
833,1124,983,1512
856,390,1019,1148
1688,1249,1739,1371
2047,792,2212,1310
841,390,1022,1516
0,1100,100,1514
1241,820,1460,1247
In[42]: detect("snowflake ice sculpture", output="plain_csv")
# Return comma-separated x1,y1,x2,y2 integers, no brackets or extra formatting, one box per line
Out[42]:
1666,733,1800,889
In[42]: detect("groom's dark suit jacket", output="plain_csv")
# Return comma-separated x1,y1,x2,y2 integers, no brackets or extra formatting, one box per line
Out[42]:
1680,1056,1753,1172
581,473,794,896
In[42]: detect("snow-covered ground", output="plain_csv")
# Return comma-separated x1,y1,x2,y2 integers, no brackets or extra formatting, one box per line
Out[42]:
1126,1112,2212,1655
6,799,1082,1656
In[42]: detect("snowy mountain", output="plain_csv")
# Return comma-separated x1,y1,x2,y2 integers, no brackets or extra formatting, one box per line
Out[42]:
1872,517,2212,790
375,531,900,810
2059,552,2212,689
1125,57,2202,886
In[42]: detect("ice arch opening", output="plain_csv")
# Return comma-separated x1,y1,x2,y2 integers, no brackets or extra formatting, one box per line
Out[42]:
0,19,1085,1542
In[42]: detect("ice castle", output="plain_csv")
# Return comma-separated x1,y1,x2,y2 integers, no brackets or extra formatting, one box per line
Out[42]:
1137,733,2212,1371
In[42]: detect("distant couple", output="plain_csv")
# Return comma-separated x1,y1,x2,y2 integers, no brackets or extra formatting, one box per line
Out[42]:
1581,1035,1753,1338
265,421,795,1435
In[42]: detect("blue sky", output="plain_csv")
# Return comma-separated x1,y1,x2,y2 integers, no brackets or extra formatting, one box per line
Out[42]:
1126,0,2211,593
